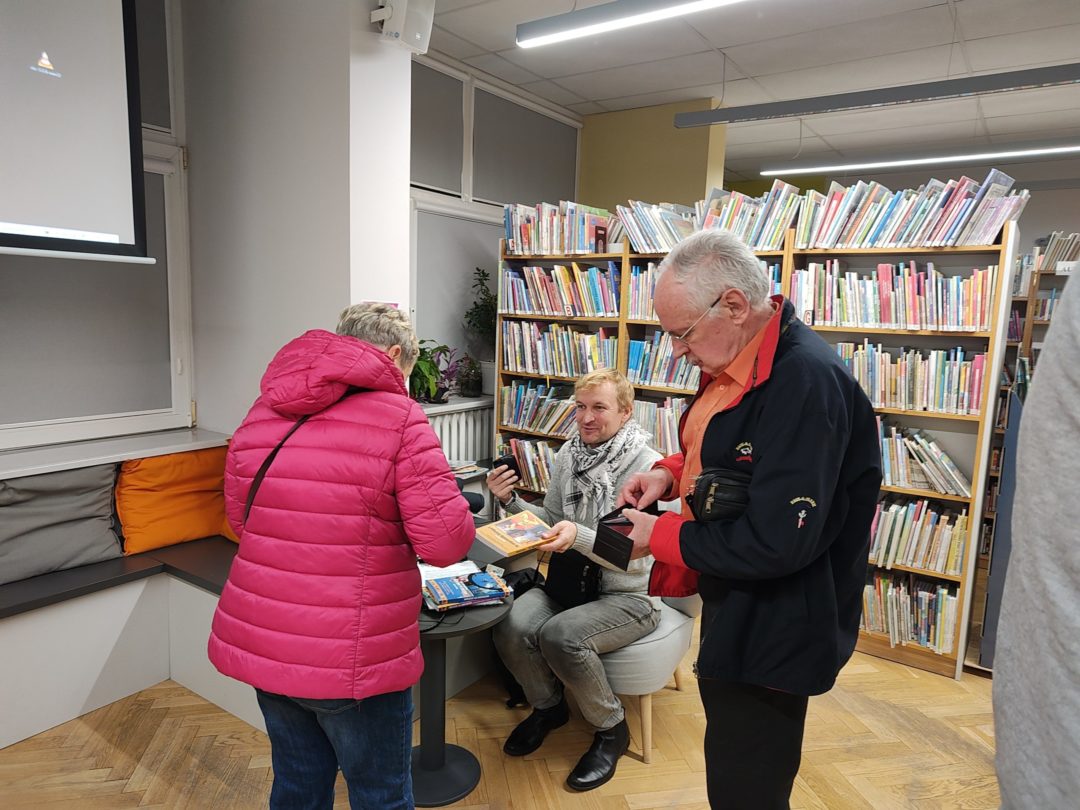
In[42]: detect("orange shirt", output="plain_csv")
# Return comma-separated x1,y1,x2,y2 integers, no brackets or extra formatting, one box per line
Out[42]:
679,307,779,514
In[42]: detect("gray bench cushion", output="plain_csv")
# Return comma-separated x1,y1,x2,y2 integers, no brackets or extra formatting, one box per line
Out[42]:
0,465,123,586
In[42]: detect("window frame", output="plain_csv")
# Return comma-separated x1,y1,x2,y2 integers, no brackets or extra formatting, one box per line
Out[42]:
0,141,195,450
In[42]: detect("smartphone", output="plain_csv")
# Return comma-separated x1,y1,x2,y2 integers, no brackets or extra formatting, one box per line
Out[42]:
493,454,521,478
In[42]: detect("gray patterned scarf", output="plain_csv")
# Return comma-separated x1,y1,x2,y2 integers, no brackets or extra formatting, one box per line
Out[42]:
562,420,651,522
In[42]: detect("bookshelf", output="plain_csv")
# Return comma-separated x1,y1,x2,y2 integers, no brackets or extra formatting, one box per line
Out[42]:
494,244,711,465
494,222,1018,680
782,221,1018,679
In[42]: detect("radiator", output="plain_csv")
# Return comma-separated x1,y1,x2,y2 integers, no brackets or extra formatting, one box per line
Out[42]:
427,405,493,462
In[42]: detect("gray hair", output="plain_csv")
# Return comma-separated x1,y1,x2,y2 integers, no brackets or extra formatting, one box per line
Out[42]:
659,229,771,311
335,302,419,367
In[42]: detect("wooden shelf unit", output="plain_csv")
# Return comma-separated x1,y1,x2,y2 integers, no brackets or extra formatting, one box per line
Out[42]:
495,242,718,486
781,222,1017,679
496,226,1017,681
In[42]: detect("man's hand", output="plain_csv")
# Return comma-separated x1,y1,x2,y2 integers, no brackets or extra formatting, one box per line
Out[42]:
486,464,519,504
616,468,674,509
539,520,577,553
624,509,660,559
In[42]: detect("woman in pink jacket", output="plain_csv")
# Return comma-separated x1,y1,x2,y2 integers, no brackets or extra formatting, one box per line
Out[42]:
208,303,476,810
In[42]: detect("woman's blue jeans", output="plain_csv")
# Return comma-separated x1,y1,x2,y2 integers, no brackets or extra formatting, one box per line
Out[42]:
256,687,414,810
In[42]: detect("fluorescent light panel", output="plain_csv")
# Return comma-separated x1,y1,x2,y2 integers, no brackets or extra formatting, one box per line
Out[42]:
516,0,752,49
676,62,1080,127
761,145,1080,176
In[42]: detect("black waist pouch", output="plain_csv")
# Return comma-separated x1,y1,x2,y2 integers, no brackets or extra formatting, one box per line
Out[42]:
687,467,752,522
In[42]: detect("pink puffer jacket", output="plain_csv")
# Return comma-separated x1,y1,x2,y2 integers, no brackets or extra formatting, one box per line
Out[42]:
208,330,475,700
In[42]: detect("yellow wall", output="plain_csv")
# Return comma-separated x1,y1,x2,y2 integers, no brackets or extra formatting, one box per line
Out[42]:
578,99,726,211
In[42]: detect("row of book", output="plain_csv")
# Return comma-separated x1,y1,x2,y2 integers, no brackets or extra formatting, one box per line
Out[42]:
627,262,661,319
1007,310,1023,341
1000,358,1030,401
984,481,999,515
790,260,999,332
1034,230,1080,272
798,169,1026,250
993,389,1011,429
869,498,968,576
836,341,986,416
615,200,696,253
626,331,701,392
497,437,559,493
609,168,1025,255
498,263,621,317
632,397,688,456
861,572,958,655
1032,288,1061,320
499,381,576,438
878,419,972,498
625,260,779,321
500,321,618,379
503,201,613,256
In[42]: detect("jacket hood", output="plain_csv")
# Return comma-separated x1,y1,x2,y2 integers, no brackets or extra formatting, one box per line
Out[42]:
259,329,407,417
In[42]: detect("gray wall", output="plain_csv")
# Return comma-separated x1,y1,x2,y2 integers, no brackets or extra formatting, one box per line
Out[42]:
184,0,353,433
414,212,501,359
411,64,463,193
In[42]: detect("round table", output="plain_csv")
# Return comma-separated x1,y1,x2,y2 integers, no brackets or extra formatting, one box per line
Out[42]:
413,597,512,807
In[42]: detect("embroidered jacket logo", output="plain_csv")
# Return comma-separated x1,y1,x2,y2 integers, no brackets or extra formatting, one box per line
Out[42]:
735,441,753,463
789,496,817,530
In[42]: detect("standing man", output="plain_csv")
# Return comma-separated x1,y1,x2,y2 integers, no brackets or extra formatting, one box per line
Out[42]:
620,230,881,809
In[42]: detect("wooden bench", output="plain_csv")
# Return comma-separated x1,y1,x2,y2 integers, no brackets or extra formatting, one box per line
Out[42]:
0,536,261,748
0,529,517,750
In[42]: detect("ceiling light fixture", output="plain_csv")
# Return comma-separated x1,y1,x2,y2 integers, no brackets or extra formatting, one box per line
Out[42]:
676,62,1080,127
516,0,752,49
760,145,1080,176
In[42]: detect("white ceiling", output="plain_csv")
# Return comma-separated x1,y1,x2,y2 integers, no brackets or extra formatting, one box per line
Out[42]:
429,0,1080,182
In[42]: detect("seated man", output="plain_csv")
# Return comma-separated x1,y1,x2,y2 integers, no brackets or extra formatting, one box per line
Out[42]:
487,369,661,791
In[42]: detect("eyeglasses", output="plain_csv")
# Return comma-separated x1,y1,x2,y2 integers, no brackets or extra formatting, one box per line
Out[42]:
669,292,724,344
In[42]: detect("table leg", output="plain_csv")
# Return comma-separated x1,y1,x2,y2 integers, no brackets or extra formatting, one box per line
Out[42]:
412,636,481,807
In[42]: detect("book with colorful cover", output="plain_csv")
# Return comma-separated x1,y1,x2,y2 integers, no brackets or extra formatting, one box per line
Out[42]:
475,511,552,556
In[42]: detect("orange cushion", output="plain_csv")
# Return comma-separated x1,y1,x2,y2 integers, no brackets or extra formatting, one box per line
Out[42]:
115,447,229,554
221,514,240,543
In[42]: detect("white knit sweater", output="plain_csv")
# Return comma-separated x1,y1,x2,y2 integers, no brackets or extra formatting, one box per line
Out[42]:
505,439,662,597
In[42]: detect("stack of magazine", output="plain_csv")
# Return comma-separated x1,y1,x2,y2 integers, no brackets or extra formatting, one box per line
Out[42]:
419,560,512,612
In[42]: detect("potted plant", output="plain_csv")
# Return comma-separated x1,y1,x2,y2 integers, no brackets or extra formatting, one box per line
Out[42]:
463,267,498,393
409,340,459,403
457,354,483,397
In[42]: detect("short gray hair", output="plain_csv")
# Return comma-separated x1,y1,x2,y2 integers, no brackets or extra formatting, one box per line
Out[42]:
659,229,771,311
336,303,419,367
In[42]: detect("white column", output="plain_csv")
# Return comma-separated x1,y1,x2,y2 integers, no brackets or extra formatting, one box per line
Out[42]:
349,3,413,310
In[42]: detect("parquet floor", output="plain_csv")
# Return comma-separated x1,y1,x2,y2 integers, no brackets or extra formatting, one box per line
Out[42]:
0,642,998,809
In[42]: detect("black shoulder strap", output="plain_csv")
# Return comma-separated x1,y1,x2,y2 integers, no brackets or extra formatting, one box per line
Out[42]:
240,386,364,528
242,414,311,526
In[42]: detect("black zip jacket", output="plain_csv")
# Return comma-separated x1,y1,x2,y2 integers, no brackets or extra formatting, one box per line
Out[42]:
651,298,881,696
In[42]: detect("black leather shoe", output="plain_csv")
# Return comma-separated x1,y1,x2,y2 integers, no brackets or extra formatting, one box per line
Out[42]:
566,719,630,791
503,699,569,756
